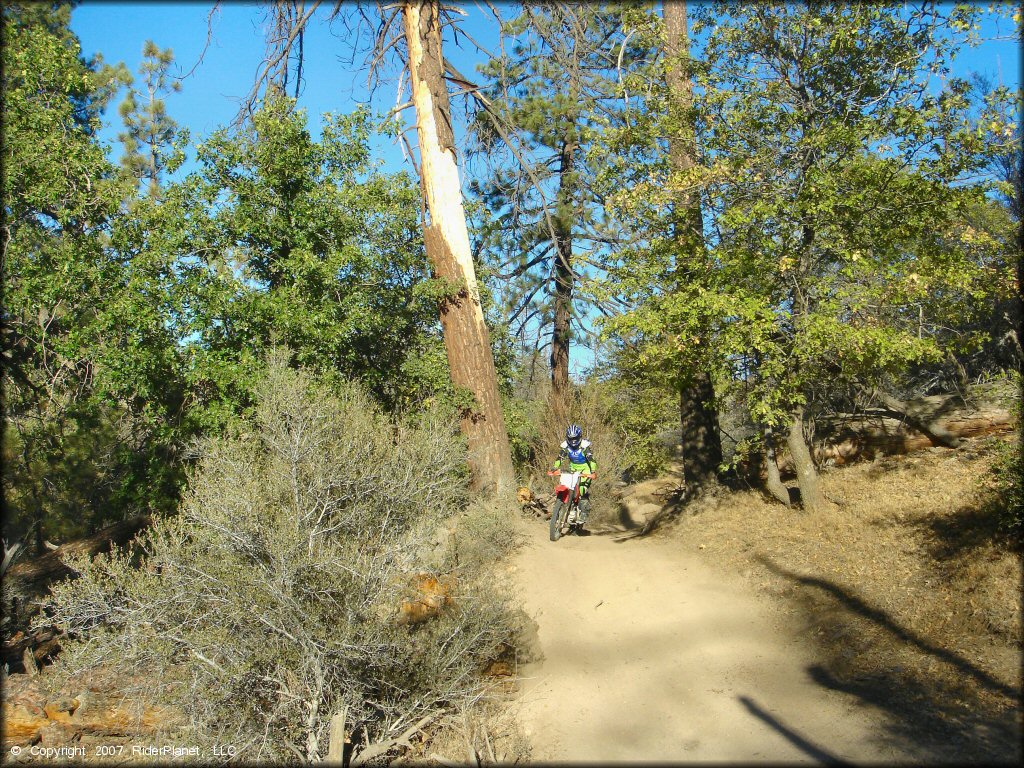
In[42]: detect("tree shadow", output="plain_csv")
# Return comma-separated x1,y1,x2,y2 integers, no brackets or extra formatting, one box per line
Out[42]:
587,501,641,537
591,489,687,539
614,500,641,531
908,496,1020,560
757,556,1017,699
737,695,854,765
610,486,708,541
757,554,1023,763
807,663,1021,764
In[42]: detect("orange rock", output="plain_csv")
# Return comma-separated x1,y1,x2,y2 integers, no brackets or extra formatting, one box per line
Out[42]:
398,573,455,626
483,660,514,678
44,697,79,722
2,705,50,745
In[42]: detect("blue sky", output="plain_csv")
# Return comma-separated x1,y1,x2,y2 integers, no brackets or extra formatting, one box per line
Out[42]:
72,1,1021,169
70,2,1022,379
72,1,504,176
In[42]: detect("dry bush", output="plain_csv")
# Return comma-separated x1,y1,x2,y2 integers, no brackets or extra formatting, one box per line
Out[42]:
445,496,526,579
419,696,533,766
523,386,632,529
35,351,519,763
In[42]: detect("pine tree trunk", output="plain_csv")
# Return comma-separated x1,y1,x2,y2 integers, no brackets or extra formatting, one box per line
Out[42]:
786,406,830,513
679,375,722,490
762,422,791,506
550,141,574,403
403,0,515,494
664,0,723,494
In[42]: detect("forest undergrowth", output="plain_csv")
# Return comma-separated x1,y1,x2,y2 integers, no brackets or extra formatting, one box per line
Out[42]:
7,354,532,765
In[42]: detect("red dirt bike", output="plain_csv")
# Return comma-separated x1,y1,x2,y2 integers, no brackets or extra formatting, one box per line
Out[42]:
546,469,595,541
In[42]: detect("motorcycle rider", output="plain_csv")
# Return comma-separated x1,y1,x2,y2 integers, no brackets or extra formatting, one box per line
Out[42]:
551,424,597,529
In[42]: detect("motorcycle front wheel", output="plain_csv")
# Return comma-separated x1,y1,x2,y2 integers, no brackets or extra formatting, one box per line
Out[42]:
550,500,567,541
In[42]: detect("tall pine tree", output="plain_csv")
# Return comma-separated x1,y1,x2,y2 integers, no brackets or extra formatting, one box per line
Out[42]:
471,3,636,404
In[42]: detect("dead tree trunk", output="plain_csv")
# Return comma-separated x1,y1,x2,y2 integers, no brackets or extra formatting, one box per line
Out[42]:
786,407,832,513
664,0,723,494
875,391,963,448
3,515,153,671
403,0,515,494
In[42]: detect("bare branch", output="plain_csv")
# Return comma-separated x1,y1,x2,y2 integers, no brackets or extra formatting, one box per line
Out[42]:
367,8,405,87
445,60,561,250
234,0,323,126
178,4,221,81
350,712,438,766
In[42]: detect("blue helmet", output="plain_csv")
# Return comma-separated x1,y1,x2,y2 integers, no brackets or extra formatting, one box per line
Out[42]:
566,423,582,449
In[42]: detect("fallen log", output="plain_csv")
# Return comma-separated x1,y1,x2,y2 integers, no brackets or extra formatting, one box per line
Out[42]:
810,402,1014,468
1,672,182,748
5,627,62,671
2,515,152,671
874,391,963,448
752,392,1016,484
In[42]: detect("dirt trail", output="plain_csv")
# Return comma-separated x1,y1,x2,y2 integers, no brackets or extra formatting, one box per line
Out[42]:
509,477,916,763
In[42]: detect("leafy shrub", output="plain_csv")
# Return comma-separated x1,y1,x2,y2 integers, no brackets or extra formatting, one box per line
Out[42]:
503,395,542,469
591,376,676,482
989,433,1024,541
38,351,516,762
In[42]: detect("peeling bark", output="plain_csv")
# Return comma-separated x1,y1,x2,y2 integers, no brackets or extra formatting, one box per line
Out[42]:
403,1,515,493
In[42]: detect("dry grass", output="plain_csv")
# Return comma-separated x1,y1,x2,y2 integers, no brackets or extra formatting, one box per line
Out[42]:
650,433,1022,763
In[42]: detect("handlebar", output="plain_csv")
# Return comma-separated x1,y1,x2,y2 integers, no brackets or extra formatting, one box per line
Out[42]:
547,470,596,479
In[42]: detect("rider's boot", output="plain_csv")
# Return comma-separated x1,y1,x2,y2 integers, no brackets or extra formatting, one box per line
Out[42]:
577,496,591,530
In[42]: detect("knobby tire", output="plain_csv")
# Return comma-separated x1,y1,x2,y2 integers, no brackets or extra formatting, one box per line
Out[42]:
550,500,567,541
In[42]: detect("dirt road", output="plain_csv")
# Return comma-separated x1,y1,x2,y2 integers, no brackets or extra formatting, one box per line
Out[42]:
510,480,916,763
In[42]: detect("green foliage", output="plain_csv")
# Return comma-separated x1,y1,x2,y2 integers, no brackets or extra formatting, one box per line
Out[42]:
2,3,187,544
38,353,515,761
502,393,541,469
598,375,676,481
162,95,450,428
598,2,1016,432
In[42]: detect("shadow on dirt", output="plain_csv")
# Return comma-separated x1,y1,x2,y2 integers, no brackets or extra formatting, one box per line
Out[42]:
590,489,673,538
610,500,642,531
757,555,1022,764
737,695,853,766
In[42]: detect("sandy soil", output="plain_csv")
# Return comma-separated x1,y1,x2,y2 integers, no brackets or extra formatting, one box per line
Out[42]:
509,476,919,763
